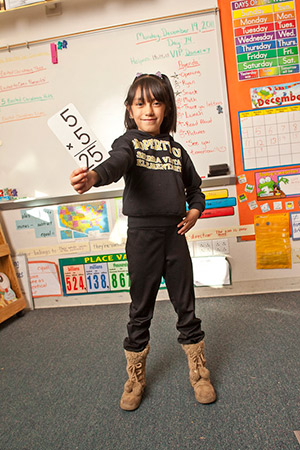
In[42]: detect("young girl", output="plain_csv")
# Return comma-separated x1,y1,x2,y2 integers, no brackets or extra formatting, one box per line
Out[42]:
70,73,216,411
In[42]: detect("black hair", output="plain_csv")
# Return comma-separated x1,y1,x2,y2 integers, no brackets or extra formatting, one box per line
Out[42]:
124,73,177,134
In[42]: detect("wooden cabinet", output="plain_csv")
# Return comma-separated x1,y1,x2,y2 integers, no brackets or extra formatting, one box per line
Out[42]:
0,226,26,324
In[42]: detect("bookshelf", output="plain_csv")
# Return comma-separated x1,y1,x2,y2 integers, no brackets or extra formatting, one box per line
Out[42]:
0,225,26,324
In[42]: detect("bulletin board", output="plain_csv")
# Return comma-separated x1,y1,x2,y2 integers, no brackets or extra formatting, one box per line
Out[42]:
219,0,300,230
0,8,234,201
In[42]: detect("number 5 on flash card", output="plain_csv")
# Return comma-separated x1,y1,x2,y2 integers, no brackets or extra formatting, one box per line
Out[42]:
48,103,107,170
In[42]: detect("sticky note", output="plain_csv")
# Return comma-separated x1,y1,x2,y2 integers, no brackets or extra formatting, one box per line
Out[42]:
238,193,247,203
245,184,254,193
248,200,258,210
238,174,247,184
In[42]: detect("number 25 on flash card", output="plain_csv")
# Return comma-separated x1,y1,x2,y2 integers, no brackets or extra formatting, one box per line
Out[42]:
48,103,107,170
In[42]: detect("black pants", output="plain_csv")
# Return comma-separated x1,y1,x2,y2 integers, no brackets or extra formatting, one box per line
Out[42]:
124,224,204,352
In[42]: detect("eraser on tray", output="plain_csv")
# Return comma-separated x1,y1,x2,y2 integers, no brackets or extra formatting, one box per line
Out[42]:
208,163,229,177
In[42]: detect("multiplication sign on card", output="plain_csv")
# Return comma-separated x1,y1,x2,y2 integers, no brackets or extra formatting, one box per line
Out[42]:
48,103,107,170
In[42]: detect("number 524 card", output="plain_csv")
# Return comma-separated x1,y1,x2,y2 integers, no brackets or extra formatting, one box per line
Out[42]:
48,103,107,170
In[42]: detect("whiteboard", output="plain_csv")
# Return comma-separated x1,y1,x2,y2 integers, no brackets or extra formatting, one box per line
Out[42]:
0,9,234,202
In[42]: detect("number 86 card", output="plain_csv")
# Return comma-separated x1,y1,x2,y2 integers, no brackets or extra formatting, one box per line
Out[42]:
48,103,107,170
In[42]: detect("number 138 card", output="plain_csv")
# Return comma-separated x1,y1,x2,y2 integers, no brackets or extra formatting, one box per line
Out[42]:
48,103,107,170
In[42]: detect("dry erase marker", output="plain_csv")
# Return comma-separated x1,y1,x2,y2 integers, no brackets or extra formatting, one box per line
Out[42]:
50,43,58,64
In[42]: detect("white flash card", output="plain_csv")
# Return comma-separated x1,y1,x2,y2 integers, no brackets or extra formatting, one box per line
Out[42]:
48,103,107,170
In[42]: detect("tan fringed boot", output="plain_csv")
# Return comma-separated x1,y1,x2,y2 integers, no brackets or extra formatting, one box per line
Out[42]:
182,341,216,404
120,344,150,411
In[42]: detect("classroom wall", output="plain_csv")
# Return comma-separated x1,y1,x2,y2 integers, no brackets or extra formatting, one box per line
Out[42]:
0,5,234,199
1,0,300,309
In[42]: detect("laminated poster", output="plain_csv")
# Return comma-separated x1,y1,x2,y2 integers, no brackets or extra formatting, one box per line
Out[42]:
231,0,300,81
251,81,300,108
254,213,291,268
57,202,109,241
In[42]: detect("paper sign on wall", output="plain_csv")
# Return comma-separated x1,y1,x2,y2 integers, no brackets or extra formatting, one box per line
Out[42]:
290,212,300,240
12,255,33,309
28,261,62,298
192,256,231,286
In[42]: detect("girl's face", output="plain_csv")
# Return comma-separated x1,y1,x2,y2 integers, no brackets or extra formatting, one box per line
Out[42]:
127,87,166,136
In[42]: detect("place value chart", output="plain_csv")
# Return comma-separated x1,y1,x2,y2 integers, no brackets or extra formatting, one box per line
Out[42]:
59,253,130,295
232,0,299,81
59,253,166,296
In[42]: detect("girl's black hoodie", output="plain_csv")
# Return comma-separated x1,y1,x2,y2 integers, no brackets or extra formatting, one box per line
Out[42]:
93,130,205,226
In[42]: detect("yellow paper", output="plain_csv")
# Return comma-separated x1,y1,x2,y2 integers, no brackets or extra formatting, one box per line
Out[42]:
255,213,291,269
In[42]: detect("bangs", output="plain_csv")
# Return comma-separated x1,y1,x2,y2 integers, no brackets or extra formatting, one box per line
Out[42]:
127,76,169,105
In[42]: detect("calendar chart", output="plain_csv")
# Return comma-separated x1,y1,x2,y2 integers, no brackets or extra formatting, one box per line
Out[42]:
239,105,300,170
